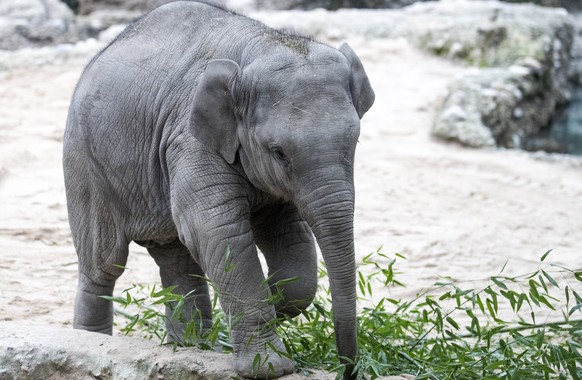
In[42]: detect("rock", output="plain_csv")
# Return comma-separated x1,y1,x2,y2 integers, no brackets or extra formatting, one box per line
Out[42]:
0,323,238,380
535,0,582,12
393,0,573,68
253,0,431,11
0,0,79,50
75,0,211,15
433,65,560,149
0,324,412,380
76,0,160,15
425,0,574,150
0,37,103,71
569,13,582,84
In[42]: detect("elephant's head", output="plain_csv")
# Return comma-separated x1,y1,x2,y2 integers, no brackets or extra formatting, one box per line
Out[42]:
191,42,374,378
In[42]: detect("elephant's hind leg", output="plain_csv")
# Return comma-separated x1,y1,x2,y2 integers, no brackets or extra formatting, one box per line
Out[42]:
73,220,130,334
252,202,318,318
146,239,212,344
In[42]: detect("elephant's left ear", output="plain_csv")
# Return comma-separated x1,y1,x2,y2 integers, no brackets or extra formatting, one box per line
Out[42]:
339,43,375,119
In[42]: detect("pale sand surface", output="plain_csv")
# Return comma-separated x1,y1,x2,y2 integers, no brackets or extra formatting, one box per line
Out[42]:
1,37,581,332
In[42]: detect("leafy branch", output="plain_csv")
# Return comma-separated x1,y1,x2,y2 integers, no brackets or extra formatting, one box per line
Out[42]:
105,247,582,379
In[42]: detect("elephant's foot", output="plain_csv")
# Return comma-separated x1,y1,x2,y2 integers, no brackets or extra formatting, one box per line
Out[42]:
233,336,295,379
74,278,116,335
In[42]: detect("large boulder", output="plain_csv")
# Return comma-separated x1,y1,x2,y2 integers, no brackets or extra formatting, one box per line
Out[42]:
422,1,574,150
75,0,164,15
569,12,582,84
511,0,582,12
253,0,432,11
0,0,79,50
433,62,562,149
0,324,413,380
392,0,573,69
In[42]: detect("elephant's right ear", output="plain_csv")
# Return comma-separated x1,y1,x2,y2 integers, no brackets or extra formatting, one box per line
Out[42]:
191,59,241,164
339,43,375,119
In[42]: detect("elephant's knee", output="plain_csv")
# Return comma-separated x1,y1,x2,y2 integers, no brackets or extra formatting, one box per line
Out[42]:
273,280,317,319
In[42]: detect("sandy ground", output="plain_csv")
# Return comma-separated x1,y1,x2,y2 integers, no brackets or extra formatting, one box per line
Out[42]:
0,35,581,338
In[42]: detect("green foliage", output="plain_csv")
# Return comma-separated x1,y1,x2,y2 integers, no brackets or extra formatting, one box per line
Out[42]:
106,248,582,379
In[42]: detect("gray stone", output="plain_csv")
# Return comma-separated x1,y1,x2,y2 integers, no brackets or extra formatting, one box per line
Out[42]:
253,0,431,11
568,12,582,84
425,1,574,150
0,324,411,380
0,0,79,50
392,0,573,69
0,324,234,380
433,66,560,149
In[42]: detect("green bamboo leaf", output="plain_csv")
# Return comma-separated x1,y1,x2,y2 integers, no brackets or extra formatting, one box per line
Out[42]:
501,289,517,311
569,303,582,316
358,271,366,296
486,299,497,319
125,290,132,305
152,285,178,298
446,316,460,330
475,294,485,313
395,252,406,260
252,353,262,371
536,330,545,349
100,295,129,305
537,295,556,311
540,249,552,262
491,277,508,289
485,359,506,370
313,302,327,316
500,259,509,273
541,270,559,288
529,280,541,300
170,297,185,322
361,252,374,264
438,291,451,301
275,276,301,287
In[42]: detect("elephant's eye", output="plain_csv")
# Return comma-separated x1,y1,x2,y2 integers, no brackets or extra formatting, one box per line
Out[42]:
270,145,290,168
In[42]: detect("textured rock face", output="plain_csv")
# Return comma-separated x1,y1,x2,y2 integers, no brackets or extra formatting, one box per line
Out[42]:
393,1,573,69
0,0,80,50
0,324,240,380
569,13,582,85
74,0,173,15
421,0,574,150
537,0,582,11
253,0,431,10
434,63,561,149
0,324,412,380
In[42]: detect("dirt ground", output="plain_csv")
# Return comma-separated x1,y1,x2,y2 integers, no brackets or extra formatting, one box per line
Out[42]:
0,35,581,345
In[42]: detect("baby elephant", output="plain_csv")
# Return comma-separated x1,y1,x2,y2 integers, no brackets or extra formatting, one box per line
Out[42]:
63,1,374,379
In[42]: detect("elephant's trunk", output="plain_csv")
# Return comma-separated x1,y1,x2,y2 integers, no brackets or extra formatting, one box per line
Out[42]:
299,177,358,380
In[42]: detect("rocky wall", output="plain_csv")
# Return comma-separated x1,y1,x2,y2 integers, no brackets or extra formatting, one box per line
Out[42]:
0,0,81,50
416,1,574,150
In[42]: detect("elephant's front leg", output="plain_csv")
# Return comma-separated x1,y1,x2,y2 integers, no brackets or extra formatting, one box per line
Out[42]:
174,199,295,379
252,202,318,319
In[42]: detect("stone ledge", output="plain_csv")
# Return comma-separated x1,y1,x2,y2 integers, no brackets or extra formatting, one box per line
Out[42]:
0,324,412,380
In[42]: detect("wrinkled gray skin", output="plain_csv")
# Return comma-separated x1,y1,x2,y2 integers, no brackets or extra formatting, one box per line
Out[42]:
63,1,374,379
